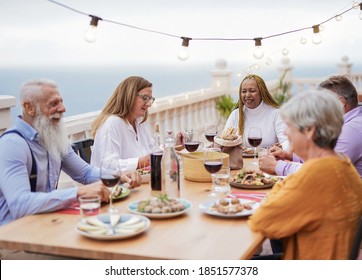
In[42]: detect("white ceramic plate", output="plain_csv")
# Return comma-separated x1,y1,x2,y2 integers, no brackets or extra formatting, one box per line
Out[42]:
75,213,150,240
128,198,192,219
199,198,260,218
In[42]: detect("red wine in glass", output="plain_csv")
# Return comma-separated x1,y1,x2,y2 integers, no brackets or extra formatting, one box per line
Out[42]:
205,133,217,142
205,124,218,147
100,157,121,188
248,137,262,147
204,161,222,173
247,127,263,162
185,142,200,152
101,174,121,187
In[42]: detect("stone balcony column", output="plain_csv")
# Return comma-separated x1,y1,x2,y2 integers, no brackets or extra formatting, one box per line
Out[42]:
210,58,232,94
337,56,353,75
0,95,16,135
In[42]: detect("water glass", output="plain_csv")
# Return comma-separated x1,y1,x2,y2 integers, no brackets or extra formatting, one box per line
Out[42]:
79,195,101,221
210,167,231,198
259,147,270,157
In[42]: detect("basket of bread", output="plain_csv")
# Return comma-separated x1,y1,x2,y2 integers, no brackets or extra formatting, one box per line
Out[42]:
214,127,243,147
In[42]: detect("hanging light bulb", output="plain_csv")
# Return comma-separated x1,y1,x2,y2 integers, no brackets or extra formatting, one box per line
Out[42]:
282,48,289,56
300,37,307,45
312,25,322,45
265,57,273,66
84,15,102,43
335,14,342,21
177,37,191,61
253,37,264,59
252,63,261,70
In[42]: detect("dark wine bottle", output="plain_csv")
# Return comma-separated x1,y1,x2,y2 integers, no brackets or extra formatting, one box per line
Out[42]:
151,123,163,191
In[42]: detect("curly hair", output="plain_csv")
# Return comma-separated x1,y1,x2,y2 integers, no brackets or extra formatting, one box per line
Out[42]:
235,74,279,139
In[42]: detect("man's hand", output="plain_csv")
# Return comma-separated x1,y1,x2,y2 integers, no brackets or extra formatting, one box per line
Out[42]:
77,182,111,203
258,155,278,175
270,149,293,161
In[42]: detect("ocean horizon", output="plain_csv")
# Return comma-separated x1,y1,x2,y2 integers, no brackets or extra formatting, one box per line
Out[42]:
1,62,360,124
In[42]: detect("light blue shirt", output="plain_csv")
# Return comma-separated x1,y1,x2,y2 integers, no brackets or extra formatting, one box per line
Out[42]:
0,117,100,225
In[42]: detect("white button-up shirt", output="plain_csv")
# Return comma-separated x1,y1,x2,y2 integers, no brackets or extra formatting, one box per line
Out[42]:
91,115,154,170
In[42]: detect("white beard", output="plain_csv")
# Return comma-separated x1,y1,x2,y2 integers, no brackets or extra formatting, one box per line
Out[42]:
33,112,69,162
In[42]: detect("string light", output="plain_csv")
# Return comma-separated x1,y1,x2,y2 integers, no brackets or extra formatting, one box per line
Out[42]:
312,25,322,45
282,48,289,56
177,37,191,61
84,15,102,43
46,0,362,59
253,38,264,59
300,37,308,45
335,14,343,21
265,57,273,66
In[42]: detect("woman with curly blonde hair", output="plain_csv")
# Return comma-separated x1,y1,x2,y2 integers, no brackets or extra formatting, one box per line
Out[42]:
90,76,155,170
224,74,289,149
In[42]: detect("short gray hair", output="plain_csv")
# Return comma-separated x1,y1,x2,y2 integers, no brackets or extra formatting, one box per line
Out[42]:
19,79,58,106
318,75,358,107
280,90,344,149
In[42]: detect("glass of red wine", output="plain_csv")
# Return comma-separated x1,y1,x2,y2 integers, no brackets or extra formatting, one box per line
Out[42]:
205,124,218,147
184,130,200,152
100,157,121,189
203,147,223,197
247,127,263,164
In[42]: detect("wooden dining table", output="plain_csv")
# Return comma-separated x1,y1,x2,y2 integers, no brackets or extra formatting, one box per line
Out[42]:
0,159,267,260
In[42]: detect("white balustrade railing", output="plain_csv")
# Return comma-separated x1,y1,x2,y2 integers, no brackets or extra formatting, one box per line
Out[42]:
1,57,362,141
65,86,229,142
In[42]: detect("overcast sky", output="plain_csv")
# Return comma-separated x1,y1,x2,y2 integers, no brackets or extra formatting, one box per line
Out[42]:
1,0,362,72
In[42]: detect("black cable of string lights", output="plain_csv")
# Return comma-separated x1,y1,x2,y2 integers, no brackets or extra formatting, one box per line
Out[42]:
47,0,361,43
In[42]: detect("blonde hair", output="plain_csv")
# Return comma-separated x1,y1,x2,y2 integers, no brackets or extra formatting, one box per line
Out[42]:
235,74,279,138
91,76,152,137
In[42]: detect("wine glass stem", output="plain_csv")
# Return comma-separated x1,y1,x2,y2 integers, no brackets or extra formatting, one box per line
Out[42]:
254,147,257,162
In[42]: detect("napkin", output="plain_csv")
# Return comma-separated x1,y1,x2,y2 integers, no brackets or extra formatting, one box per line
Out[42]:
228,191,267,202
56,202,80,215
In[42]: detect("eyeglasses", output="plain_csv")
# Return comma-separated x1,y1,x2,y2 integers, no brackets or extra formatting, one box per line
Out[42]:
136,93,155,104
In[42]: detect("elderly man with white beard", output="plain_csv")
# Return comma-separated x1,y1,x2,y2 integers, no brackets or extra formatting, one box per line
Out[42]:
0,79,140,229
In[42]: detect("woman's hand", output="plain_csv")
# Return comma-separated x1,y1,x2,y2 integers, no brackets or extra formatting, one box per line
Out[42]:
137,154,150,169
121,171,142,189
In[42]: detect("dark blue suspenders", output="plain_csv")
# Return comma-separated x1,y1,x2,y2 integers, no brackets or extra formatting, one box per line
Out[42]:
0,130,37,192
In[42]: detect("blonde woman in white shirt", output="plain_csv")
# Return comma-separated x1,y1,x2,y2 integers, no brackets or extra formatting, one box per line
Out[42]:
91,76,155,171
224,74,289,150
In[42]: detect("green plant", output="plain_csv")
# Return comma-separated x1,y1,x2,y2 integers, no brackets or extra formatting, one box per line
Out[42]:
273,70,292,105
215,95,236,120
